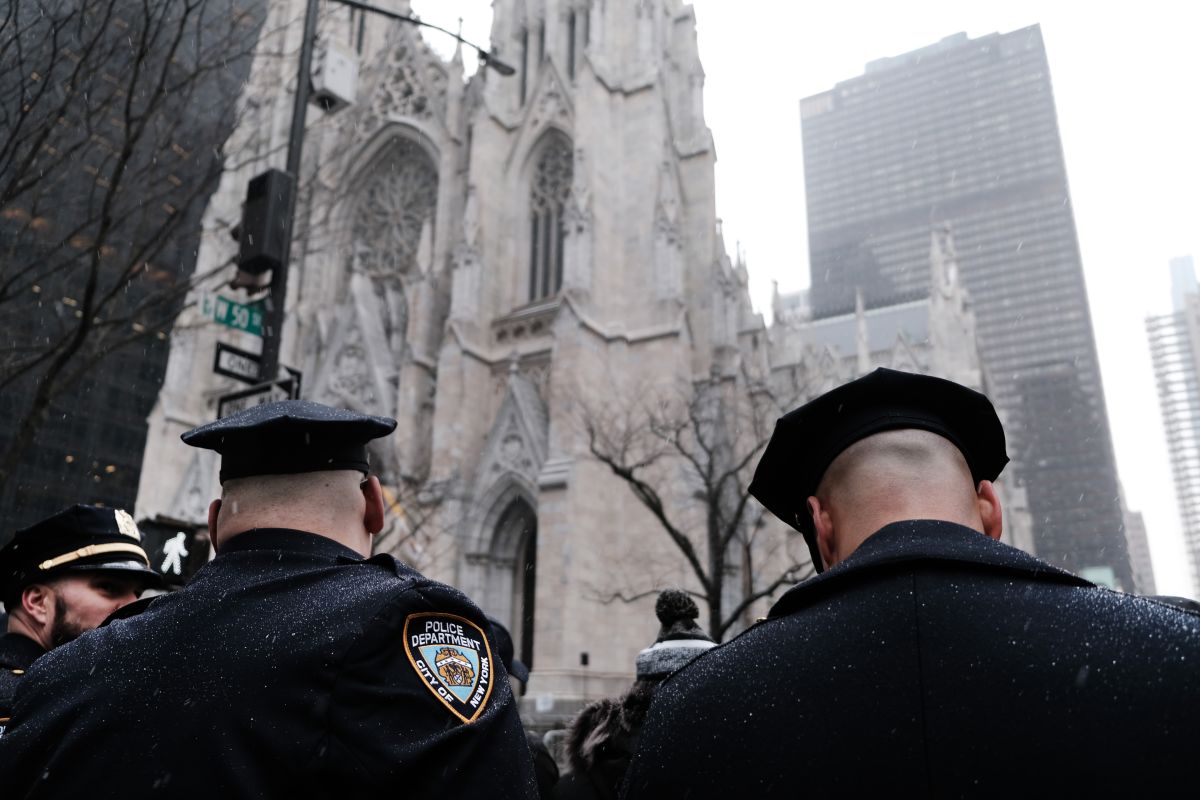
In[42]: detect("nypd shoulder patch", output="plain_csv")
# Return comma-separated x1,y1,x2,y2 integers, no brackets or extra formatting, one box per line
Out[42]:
404,612,495,724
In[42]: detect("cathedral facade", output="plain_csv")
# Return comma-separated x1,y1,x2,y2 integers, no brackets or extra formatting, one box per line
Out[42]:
136,0,1014,722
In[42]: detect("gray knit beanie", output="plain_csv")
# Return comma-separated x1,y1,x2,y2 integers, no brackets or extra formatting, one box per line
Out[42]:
634,589,717,680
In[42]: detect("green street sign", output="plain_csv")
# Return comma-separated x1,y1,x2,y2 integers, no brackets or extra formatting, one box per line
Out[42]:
199,292,264,337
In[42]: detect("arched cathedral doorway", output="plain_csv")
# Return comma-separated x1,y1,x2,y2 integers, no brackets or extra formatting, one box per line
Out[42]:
492,498,538,678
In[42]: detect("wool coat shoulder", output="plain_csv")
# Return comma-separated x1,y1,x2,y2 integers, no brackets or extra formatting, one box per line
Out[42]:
623,520,1200,798
0,528,538,799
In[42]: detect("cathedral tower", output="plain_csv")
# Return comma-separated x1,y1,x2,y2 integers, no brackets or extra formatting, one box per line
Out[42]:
136,0,760,718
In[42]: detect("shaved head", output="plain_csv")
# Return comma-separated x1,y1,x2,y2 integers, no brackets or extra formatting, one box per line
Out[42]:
209,469,386,556
817,429,978,518
808,429,1002,569
221,470,366,521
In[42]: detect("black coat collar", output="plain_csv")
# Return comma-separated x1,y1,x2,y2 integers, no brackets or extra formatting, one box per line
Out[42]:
769,519,1093,619
0,632,46,671
216,528,363,562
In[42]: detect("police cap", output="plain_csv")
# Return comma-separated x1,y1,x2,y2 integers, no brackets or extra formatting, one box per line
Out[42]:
181,399,397,483
0,505,162,609
749,368,1008,572
487,616,529,683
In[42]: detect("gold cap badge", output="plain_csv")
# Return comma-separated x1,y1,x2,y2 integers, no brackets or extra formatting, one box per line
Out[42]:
114,509,141,541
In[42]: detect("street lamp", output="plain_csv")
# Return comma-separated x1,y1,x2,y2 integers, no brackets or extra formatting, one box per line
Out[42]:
248,0,514,383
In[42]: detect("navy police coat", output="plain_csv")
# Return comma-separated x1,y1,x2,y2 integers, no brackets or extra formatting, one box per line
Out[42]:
0,632,44,731
623,520,1200,797
0,529,538,798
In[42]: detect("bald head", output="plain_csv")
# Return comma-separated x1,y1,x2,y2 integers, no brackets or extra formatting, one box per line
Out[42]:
807,429,1002,569
207,470,386,556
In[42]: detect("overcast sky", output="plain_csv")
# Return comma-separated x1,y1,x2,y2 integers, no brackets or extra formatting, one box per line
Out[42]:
413,0,1200,597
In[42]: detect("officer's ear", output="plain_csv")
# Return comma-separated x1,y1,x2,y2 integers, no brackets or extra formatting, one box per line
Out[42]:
361,475,385,535
20,583,54,627
976,480,1003,541
207,499,222,545
809,496,836,570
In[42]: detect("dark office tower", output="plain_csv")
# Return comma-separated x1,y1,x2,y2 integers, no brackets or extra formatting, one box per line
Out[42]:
800,26,1131,587
0,1,264,534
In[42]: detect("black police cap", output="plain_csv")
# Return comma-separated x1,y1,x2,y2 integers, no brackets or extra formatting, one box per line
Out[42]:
487,616,529,683
0,504,161,608
748,368,1008,573
181,399,397,483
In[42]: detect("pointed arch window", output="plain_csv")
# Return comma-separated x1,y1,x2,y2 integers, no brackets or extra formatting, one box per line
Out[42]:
528,134,573,301
519,27,529,105
568,11,577,79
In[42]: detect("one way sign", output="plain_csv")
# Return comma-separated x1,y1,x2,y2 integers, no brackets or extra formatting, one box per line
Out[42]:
216,375,300,419
213,342,261,385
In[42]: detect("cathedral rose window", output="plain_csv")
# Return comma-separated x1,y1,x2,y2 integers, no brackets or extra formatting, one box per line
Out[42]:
350,137,438,278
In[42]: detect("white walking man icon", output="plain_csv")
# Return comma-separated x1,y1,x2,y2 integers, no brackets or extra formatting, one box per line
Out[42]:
160,532,189,576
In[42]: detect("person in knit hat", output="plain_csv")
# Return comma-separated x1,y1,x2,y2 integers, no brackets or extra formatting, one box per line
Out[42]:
553,589,715,800
633,589,717,681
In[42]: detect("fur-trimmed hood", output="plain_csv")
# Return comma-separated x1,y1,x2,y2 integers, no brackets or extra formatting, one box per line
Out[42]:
565,697,637,775
565,679,658,774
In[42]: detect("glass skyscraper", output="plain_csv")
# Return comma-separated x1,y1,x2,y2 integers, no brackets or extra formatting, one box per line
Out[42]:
800,26,1132,587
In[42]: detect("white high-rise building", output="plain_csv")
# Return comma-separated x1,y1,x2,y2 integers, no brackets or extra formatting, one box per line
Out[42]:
1147,255,1200,597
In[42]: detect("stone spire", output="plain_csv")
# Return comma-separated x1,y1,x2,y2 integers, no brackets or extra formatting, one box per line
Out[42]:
930,223,959,299
855,287,870,374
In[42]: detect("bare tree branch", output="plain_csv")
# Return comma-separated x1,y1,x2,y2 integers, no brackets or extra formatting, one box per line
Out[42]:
576,367,812,641
0,0,266,495
591,587,704,606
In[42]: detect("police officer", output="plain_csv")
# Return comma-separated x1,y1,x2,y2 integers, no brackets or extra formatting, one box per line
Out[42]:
0,400,538,798
0,504,160,728
624,368,1200,797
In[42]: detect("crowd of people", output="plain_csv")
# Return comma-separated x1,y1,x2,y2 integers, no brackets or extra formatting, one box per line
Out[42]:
1,368,1199,797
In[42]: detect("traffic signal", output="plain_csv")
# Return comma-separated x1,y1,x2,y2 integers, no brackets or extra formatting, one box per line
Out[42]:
237,169,294,276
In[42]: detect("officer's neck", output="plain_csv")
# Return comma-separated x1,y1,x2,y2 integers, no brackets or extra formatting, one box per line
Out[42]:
213,516,372,558
7,609,52,652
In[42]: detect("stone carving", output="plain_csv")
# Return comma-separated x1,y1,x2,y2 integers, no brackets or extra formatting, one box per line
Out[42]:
350,33,449,139
451,187,481,320
562,147,593,293
931,223,959,298
654,160,681,244
563,148,591,234
475,369,549,491
327,323,378,405
522,361,552,400
654,160,684,299
461,185,481,253
494,302,559,345
528,73,572,134
312,272,399,413
495,424,535,476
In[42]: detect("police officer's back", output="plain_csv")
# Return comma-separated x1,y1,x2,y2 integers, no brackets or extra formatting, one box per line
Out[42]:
0,401,538,798
623,369,1200,797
